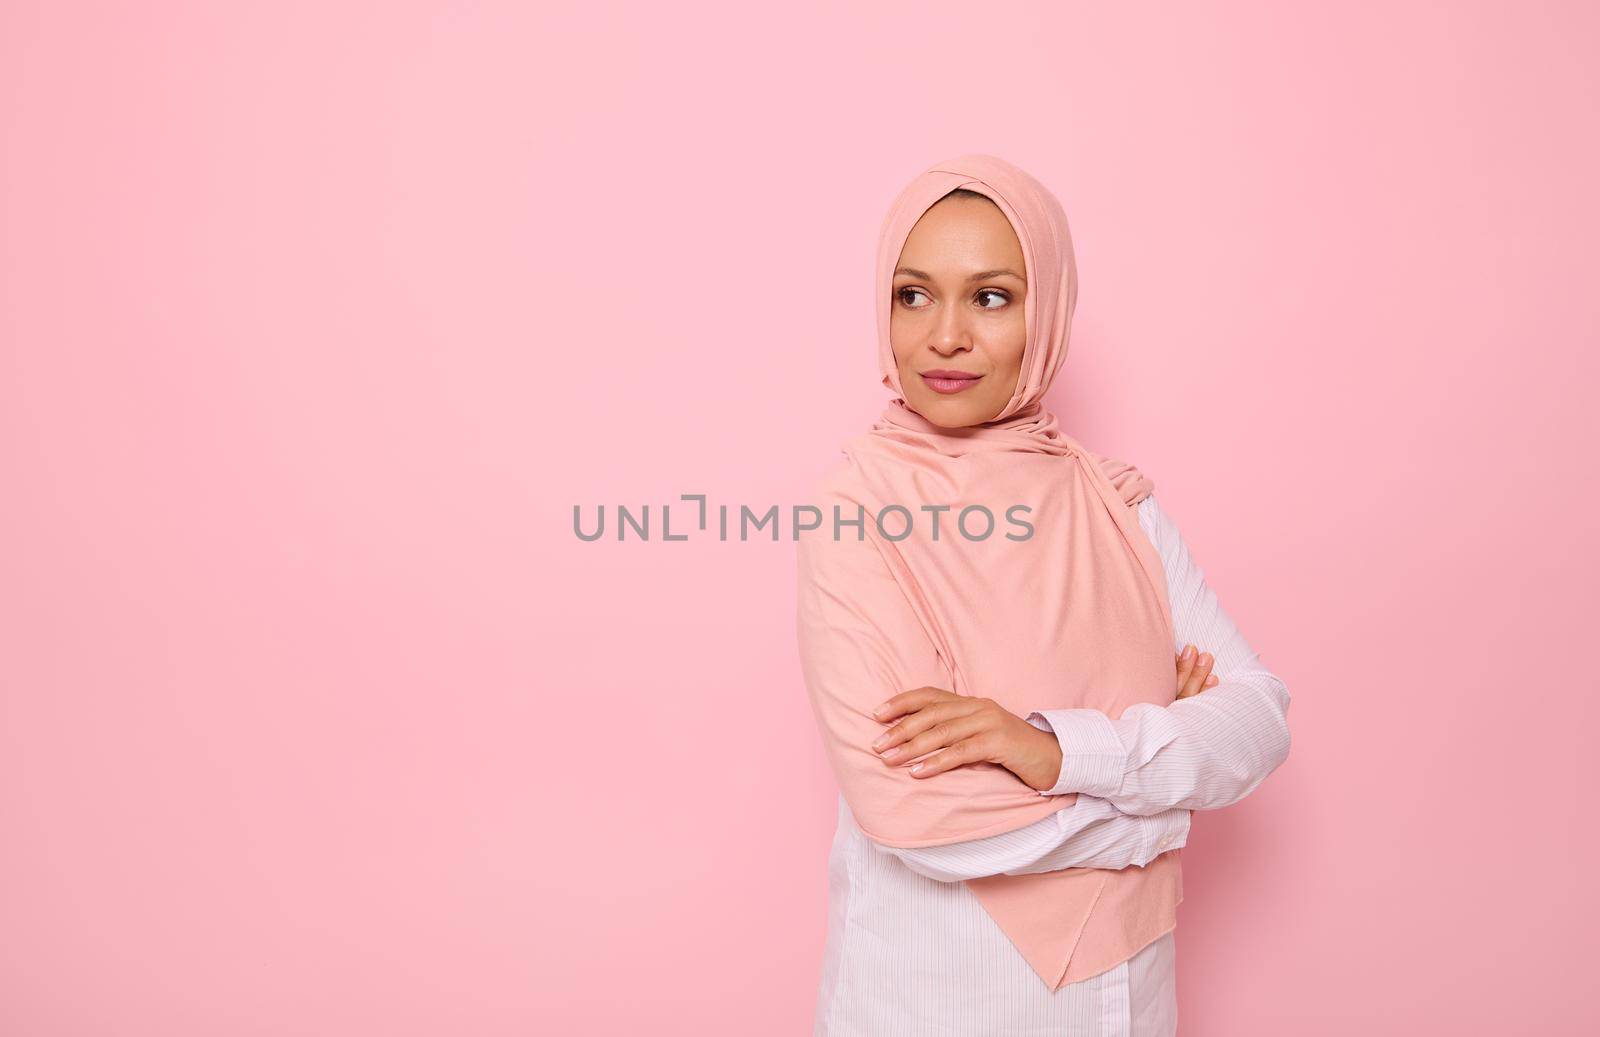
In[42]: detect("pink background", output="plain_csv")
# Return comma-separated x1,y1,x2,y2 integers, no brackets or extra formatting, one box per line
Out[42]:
3,2,1596,1034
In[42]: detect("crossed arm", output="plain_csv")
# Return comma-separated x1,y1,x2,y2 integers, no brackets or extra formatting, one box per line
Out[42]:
797,492,1291,883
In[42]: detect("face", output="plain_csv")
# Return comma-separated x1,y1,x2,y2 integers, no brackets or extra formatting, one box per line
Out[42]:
890,194,1028,427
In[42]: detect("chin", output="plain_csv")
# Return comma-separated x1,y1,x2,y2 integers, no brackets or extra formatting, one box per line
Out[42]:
907,392,1001,429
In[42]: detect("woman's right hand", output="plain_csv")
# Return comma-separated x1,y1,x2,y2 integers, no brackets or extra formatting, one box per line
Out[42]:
1175,644,1218,700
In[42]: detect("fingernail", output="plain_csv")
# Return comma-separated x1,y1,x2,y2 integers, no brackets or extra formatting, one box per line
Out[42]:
1181,645,1194,660
882,746,902,761
872,702,890,718
1198,652,1211,667
909,763,925,774
871,735,890,751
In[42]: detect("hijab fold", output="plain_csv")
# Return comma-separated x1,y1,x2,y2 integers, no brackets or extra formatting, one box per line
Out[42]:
796,154,1183,989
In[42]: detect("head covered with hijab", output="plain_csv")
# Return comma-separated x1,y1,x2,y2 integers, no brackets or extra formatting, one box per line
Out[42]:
875,153,1078,433
795,153,1185,989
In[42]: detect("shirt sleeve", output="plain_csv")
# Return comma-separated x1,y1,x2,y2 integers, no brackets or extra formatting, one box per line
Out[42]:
881,793,1192,883
1024,494,1293,815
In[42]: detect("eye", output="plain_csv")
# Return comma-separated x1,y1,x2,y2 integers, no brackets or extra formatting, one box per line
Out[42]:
976,289,1010,309
897,287,930,308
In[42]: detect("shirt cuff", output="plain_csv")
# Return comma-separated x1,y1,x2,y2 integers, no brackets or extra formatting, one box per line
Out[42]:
1024,708,1129,798
1138,808,1192,863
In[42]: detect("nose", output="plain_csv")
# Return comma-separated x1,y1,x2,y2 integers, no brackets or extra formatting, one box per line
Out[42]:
930,299,974,357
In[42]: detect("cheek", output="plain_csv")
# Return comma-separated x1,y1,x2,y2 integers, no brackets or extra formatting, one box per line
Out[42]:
889,312,914,367
892,339,914,370
994,318,1027,372
984,323,1026,404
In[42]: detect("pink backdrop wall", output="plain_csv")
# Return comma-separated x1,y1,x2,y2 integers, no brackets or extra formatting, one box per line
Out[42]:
3,2,1596,1034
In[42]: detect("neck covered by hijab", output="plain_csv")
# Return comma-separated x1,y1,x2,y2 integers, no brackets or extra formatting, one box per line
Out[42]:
796,154,1183,989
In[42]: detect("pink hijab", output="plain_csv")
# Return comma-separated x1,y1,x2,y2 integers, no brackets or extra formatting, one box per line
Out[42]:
797,154,1183,989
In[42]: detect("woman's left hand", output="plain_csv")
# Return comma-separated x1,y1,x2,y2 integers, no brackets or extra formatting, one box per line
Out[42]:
870,687,1064,792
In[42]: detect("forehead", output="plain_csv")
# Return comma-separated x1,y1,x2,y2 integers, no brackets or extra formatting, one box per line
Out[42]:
897,194,1025,272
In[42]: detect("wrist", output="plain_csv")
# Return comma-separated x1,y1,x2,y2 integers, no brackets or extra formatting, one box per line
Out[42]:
1023,724,1064,792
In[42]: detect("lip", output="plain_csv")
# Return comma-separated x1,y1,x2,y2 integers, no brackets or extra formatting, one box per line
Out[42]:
919,370,985,395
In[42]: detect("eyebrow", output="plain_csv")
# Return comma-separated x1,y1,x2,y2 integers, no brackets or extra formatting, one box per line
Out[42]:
894,266,1026,284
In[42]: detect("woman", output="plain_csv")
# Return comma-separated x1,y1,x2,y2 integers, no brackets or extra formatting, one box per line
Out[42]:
795,154,1292,1036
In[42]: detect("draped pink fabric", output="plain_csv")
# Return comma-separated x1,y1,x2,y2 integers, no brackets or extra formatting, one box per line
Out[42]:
796,154,1182,989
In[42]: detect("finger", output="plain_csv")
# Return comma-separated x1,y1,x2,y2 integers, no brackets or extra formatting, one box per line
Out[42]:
907,738,982,778
871,701,967,754
1182,652,1213,699
880,716,985,767
880,715,976,765
872,686,951,722
1182,670,1220,699
1175,644,1197,688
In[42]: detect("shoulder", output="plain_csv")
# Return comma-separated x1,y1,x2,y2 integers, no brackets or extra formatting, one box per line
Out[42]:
801,454,871,520
1129,493,1196,579
795,456,881,575
1081,448,1155,508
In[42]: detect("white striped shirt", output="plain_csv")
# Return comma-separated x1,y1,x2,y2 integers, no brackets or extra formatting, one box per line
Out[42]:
814,493,1292,1035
